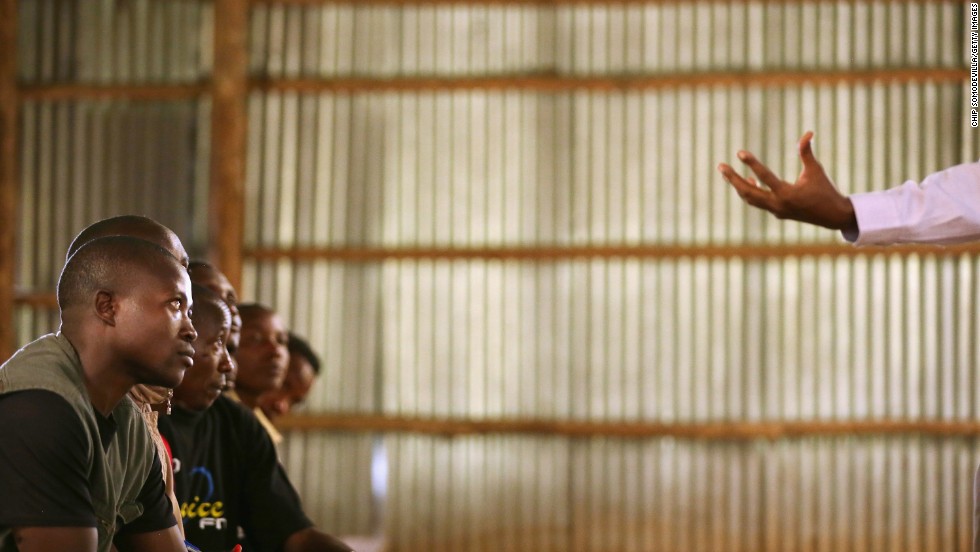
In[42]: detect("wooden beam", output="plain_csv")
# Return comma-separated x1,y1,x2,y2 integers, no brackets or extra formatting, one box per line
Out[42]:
17,240,980,309
245,242,980,262
0,0,18,362
275,413,980,440
18,83,207,102
255,0,958,6
13,291,58,309
254,68,966,94
210,0,249,292
11,68,965,102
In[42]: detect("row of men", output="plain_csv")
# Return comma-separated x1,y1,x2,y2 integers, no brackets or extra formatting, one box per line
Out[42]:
0,216,348,552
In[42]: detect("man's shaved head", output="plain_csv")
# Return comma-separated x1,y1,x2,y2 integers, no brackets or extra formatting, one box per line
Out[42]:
189,284,232,333
237,303,277,324
66,215,188,268
188,262,238,302
58,235,184,315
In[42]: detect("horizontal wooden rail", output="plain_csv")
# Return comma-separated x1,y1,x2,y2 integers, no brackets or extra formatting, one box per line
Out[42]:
245,242,980,262
19,83,209,102
255,68,966,94
13,290,57,308
16,68,966,101
275,413,980,440
256,0,960,6
17,242,980,308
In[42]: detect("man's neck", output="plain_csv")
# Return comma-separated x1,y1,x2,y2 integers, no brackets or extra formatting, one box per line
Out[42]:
83,370,132,417
235,387,260,409
66,333,132,417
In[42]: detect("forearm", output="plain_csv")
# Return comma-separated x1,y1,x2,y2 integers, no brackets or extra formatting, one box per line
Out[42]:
283,527,355,552
13,527,98,552
113,525,186,552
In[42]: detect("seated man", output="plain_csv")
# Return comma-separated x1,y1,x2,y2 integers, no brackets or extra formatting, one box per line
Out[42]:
159,287,352,552
230,303,290,445
65,214,193,536
187,261,242,391
258,332,320,421
0,236,193,552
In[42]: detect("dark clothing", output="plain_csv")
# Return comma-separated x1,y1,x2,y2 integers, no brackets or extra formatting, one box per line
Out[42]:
0,333,175,552
0,391,174,535
158,395,312,552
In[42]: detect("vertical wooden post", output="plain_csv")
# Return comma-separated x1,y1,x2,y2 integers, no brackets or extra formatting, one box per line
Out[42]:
0,0,19,362
210,0,248,292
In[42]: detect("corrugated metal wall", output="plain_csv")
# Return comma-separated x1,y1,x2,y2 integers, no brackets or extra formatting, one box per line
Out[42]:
14,0,211,344
13,0,980,550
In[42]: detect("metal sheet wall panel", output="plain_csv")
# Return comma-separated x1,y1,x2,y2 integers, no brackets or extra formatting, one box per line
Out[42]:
15,98,209,349
17,99,208,286
247,256,980,422
17,0,212,84
245,84,966,251
370,435,979,551
251,2,961,79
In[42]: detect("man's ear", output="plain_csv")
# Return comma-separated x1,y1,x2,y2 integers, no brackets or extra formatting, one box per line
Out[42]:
94,290,117,326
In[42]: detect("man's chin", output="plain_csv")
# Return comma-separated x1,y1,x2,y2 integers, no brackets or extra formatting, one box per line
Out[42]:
148,366,186,389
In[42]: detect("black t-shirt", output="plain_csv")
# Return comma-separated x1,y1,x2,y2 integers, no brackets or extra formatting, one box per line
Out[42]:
158,395,312,552
0,390,176,534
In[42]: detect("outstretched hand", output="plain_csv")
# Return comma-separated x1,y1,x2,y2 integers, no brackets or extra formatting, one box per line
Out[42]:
717,131,858,233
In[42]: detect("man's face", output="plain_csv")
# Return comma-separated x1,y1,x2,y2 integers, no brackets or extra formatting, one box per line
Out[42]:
113,266,197,388
174,309,233,411
258,354,316,419
234,310,288,395
190,265,241,385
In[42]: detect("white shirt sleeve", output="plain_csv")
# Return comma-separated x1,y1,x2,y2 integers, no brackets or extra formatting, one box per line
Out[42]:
844,161,980,245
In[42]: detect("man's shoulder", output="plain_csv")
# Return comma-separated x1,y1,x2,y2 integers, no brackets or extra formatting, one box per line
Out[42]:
211,395,282,453
113,394,155,448
0,334,88,400
1,334,78,378
213,393,255,416
212,394,269,433
174,394,265,434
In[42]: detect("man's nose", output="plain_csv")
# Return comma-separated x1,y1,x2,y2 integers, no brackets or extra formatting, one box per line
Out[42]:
181,320,198,343
218,350,233,373
273,398,290,415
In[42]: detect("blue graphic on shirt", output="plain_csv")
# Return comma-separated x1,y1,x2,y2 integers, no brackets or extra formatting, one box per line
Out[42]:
179,466,227,530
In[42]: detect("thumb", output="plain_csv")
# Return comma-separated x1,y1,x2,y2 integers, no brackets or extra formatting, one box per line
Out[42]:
798,130,819,170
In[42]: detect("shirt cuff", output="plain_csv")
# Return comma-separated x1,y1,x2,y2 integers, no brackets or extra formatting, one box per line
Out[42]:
844,190,904,245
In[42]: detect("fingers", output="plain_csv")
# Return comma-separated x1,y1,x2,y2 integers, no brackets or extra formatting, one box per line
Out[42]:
798,130,820,170
717,163,776,211
736,150,787,192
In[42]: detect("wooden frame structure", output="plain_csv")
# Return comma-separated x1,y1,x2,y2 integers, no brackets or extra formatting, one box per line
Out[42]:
0,0,17,363
276,412,980,439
